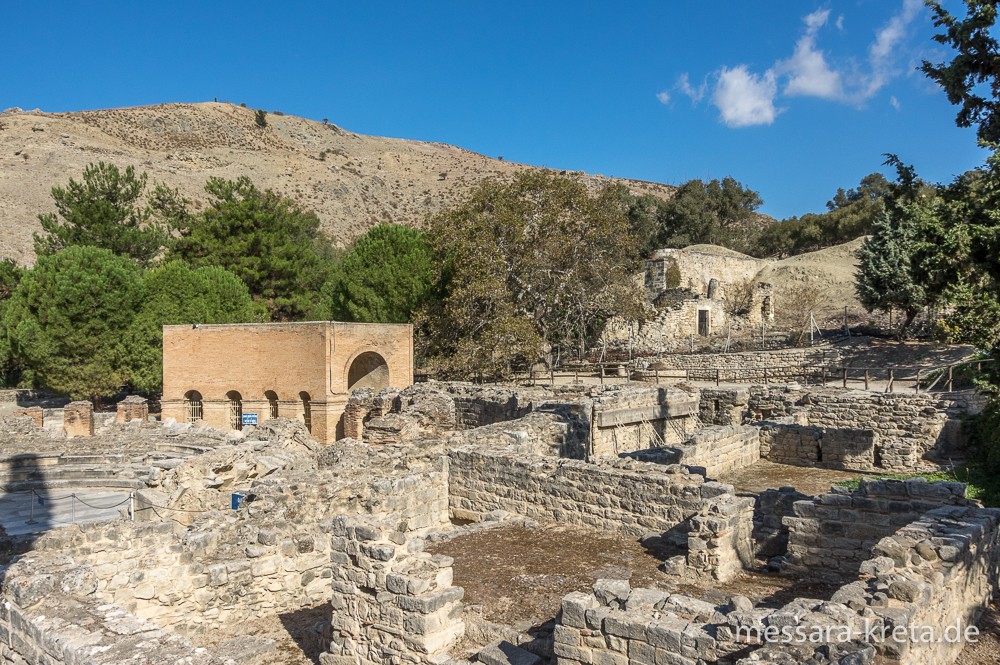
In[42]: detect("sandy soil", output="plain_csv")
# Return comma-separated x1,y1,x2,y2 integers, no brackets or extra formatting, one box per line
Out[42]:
426,523,836,631
718,460,881,496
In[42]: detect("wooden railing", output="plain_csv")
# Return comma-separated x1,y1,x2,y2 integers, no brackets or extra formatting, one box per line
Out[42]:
513,358,992,394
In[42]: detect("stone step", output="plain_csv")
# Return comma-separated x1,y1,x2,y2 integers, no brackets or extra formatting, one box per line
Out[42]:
477,642,542,665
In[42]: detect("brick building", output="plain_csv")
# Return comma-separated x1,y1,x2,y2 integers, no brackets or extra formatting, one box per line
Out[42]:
160,322,413,443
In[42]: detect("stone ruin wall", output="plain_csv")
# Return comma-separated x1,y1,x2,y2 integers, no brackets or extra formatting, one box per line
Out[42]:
448,444,726,537
643,346,841,377
782,479,973,583
554,498,1000,665
0,457,459,665
647,248,767,298
588,386,699,459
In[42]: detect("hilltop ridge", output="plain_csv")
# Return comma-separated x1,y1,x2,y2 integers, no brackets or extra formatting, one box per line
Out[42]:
0,102,677,264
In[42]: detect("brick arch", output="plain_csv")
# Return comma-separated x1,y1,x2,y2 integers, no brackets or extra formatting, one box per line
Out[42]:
346,351,390,392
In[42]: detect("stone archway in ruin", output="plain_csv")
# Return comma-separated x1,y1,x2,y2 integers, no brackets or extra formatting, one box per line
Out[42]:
347,351,390,392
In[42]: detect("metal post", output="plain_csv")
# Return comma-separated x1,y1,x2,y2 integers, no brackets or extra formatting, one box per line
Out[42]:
822,367,827,385
129,492,135,521
763,368,768,384
550,367,555,388
887,368,894,393
864,369,870,391
600,366,604,385
947,366,953,392
842,367,848,389
715,368,720,386
72,494,76,523
915,369,921,394
654,368,659,384
26,491,36,525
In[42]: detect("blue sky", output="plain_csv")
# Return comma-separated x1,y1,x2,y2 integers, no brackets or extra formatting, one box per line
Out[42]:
1,0,987,219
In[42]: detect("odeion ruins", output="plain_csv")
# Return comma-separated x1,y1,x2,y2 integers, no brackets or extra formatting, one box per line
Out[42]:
0,243,995,665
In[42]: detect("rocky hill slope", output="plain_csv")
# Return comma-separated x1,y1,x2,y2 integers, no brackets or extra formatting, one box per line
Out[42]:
0,102,677,265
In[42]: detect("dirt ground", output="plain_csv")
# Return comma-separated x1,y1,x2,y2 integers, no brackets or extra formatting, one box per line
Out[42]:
192,604,329,665
717,460,877,495
953,604,1000,665
426,523,836,630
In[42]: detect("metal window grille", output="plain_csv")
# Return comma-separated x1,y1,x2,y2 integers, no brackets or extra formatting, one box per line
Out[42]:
185,399,203,423
229,398,243,430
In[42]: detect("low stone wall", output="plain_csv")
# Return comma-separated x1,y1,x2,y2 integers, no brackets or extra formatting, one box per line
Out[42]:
698,387,748,426
589,385,699,458
648,346,840,376
753,487,808,560
749,387,974,470
758,420,884,470
448,446,728,538
782,478,973,583
686,493,755,581
670,425,760,477
555,502,1000,665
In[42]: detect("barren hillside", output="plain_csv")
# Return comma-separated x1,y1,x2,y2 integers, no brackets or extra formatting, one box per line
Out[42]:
0,102,677,265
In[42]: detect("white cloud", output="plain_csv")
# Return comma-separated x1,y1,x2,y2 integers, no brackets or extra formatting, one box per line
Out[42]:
781,9,844,99
861,0,925,98
713,65,779,127
677,73,707,103
656,90,671,105
664,0,926,128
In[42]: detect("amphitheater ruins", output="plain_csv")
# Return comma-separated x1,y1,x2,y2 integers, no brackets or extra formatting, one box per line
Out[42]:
0,331,996,665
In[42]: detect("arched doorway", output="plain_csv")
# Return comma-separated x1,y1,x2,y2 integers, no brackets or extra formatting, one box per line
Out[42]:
299,391,312,433
226,391,243,430
183,390,203,424
347,352,390,391
265,390,279,420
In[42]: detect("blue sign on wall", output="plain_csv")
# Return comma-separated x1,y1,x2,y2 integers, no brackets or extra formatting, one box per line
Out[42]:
241,413,258,426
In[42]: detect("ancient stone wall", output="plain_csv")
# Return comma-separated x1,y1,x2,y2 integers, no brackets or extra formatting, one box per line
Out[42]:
697,387,748,425
648,346,840,376
758,420,881,470
668,425,760,477
448,445,728,537
753,487,809,560
686,493,755,581
115,395,148,423
782,479,973,583
749,387,971,470
555,503,1000,665
12,405,43,428
589,385,699,458
62,400,93,437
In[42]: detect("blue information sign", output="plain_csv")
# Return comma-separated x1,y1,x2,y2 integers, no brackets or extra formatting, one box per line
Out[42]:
241,413,258,426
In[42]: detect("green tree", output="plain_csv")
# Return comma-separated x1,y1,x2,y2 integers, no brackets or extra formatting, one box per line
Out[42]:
170,176,335,321
255,109,268,128
855,158,937,337
855,208,930,336
419,172,646,379
756,173,891,258
923,1,1000,144
2,247,144,401
124,261,259,393
325,224,435,323
655,177,763,253
34,162,170,266
0,259,23,386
